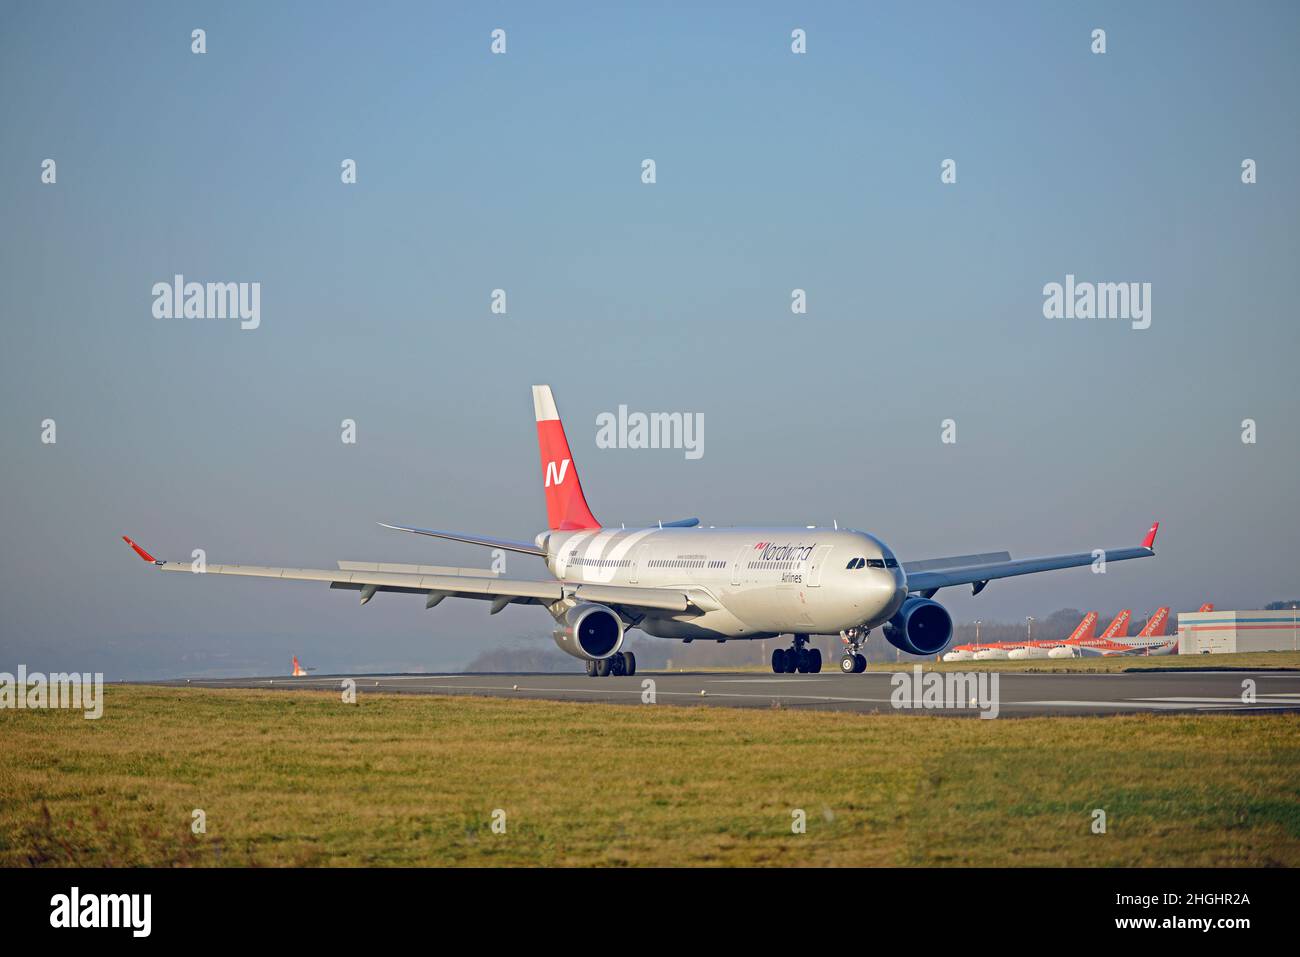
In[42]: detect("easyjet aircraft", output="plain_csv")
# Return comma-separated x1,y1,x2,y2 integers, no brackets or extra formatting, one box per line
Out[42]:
974,610,1130,661
945,614,1097,662
1006,611,1101,660
123,386,1160,677
1047,607,1184,658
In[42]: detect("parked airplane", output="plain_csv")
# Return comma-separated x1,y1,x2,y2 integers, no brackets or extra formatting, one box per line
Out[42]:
944,612,1097,662
1003,612,1100,660
122,386,1159,677
1001,609,1124,659
1047,607,1184,657
969,610,1127,661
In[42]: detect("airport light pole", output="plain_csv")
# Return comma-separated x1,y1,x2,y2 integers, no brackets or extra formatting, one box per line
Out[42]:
975,619,982,644
1026,616,1034,643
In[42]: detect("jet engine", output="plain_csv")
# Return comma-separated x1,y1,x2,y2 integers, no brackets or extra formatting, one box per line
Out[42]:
551,603,625,660
882,597,953,656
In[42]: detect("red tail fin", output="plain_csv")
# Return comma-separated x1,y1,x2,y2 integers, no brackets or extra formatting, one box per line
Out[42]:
1100,609,1131,640
1065,611,1098,643
532,385,600,531
1137,607,1170,637
1197,602,1214,613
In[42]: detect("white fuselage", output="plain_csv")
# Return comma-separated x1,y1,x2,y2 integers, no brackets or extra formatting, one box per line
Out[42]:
537,527,908,640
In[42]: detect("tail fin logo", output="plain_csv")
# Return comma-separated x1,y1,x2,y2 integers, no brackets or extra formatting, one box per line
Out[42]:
544,459,571,488
532,386,601,531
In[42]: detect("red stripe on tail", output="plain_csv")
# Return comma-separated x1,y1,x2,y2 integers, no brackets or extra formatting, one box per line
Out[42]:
534,386,600,531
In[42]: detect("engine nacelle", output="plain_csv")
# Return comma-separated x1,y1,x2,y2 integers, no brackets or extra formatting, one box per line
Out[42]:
551,603,625,661
882,597,953,656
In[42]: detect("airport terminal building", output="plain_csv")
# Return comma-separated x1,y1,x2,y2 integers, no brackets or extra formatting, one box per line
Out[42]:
1178,610,1300,654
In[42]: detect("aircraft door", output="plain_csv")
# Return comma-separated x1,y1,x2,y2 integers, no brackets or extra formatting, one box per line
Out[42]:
730,546,747,586
807,546,833,587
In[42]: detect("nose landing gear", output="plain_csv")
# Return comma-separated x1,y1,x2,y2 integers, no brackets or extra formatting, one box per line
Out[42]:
770,634,822,674
839,628,869,673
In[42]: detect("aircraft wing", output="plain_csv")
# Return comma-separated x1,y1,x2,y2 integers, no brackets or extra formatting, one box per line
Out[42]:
377,523,546,557
903,522,1158,596
121,537,694,614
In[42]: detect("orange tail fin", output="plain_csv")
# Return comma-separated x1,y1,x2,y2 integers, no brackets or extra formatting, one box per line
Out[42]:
1065,611,1098,643
1137,607,1170,637
1100,610,1131,640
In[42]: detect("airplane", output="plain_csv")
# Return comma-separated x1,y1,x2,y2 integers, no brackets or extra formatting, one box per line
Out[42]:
291,655,316,677
122,385,1160,677
1047,607,1184,658
1071,604,1215,657
968,610,1128,661
1003,611,1100,660
942,611,1101,662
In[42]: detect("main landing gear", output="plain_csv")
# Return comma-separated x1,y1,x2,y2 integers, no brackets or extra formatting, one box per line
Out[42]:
771,634,822,674
839,627,868,673
585,652,636,677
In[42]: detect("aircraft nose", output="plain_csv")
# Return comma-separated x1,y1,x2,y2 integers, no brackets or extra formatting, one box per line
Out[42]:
864,569,907,620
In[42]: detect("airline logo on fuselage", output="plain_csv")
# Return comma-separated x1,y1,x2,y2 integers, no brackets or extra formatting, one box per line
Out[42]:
753,542,816,561
544,459,571,487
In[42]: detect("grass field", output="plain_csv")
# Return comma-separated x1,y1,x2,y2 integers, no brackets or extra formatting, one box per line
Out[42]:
2,685,1297,867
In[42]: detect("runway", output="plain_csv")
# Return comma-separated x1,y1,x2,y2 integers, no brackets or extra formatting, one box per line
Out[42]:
149,668,1300,717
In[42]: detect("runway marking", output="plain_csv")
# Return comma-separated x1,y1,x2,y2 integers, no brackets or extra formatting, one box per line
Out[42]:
1135,695,1300,705
711,678,834,684
1020,699,1288,711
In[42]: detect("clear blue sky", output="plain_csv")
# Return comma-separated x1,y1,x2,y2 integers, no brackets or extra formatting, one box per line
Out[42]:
2,1,1297,677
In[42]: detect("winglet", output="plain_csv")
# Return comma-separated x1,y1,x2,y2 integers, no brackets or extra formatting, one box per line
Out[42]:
1141,521,1159,550
122,535,158,563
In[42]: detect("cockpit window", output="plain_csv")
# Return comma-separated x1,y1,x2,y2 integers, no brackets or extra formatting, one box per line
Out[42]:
848,557,897,570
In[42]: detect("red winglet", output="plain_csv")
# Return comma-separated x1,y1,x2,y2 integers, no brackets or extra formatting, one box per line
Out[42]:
122,535,157,563
1141,521,1159,550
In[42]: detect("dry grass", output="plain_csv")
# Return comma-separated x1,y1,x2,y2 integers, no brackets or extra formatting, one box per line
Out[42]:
1,685,1297,867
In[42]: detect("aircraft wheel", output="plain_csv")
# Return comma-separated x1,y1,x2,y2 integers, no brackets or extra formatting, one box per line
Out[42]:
809,649,822,673
595,658,611,677
854,653,867,673
622,651,636,676
784,650,799,673
585,660,597,677
840,655,857,674
796,649,810,673
772,649,786,673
